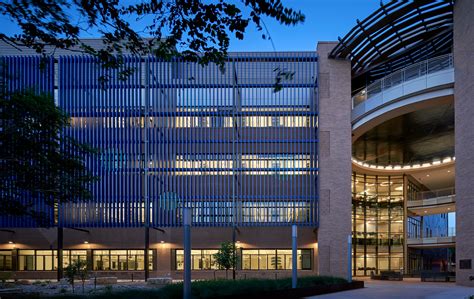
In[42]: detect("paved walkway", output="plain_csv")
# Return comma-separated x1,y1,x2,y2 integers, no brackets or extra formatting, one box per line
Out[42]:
307,278,474,299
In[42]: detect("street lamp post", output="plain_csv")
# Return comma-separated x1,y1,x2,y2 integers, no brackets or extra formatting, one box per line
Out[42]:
292,225,297,288
183,207,192,299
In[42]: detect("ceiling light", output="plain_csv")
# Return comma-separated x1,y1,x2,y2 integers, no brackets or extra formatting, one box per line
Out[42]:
8,241,14,244
84,241,89,244
426,174,430,177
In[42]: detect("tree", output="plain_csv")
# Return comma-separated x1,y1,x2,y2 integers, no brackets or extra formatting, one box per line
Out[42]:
0,90,97,225
213,241,237,280
76,260,89,294
0,0,304,82
64,261,77,293
64,259,88,293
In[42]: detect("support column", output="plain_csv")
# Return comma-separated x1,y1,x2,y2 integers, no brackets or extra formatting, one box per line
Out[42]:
183,208,192,299
232,226,236,280
454,0,474,287
57,227,63,281
316,42,352,278
145,226,150,281
292,225,297,288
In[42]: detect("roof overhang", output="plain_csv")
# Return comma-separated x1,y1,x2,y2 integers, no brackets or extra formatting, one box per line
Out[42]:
329,0,454,86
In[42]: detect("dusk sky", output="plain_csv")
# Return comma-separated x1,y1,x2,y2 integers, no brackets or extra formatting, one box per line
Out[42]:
2,0,381,52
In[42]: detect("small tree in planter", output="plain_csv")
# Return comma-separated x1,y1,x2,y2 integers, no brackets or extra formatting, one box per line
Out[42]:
213,241,237,280
65,259,88,293
76,260,89,293
64,262,78,293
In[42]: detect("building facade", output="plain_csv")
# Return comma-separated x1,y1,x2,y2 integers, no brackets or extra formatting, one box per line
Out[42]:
1,0,474,286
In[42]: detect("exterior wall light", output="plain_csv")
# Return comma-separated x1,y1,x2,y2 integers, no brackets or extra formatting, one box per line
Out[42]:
352,156,455,171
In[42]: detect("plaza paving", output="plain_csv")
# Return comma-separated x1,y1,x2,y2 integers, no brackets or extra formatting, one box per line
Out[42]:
307,278,474,299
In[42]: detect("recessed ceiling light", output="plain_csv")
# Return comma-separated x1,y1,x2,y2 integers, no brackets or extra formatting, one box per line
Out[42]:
426,174,430,177
447,170,451,173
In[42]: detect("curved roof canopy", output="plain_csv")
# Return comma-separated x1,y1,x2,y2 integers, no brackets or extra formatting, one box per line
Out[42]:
330,0,453,88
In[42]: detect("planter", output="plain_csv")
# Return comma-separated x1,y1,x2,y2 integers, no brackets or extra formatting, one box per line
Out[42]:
216,281,364,299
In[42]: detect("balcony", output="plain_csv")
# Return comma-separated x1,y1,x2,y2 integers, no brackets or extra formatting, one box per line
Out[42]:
351,54,454,130
408,188,455,216
407,236,456,249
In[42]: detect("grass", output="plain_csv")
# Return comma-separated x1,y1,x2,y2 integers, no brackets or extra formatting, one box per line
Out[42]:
44,275,348,299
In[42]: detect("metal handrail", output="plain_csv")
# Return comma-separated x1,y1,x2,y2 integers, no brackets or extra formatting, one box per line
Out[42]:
410,187,455,201
352,54,454,109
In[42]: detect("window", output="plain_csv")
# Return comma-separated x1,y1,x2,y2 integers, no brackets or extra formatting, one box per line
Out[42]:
36,250,58,271
173,154,313,175
17,250,87,271
174,249,219,270
241,201,311,223
18,250,36,271
92,250,153,271
241,249,312,270
0,251,13,271
63,250,87,269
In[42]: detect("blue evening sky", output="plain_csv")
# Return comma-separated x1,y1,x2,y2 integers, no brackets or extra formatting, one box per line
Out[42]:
228,0,381,52
1,0,381,52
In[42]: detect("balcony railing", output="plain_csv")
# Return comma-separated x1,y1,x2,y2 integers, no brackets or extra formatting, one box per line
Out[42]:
352,54,454,109
410,187,455,201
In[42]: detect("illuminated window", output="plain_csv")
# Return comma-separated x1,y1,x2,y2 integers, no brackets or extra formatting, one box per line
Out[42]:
0,251,12,271
17,250,88,271
92,249,154,271
173,154,313,175
241,249,312,270
174,249,219,270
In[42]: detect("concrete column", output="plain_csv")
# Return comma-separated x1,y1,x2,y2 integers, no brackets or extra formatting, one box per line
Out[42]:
292,225,297,288
454,0,474,287
183,208,192,299
316,42,352,278
57,227,63,281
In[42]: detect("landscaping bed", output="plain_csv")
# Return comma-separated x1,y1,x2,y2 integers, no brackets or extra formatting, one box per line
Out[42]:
27,276,363,299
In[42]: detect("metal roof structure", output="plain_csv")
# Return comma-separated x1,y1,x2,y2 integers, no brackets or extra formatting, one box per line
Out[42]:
330,0,454,90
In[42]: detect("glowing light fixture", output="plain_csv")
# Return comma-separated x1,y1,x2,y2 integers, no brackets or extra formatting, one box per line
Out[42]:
352,156,455,171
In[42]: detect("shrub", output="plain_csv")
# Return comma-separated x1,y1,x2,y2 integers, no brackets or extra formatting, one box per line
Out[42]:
0,272,12,283
159,275,348,299
43,275,348,299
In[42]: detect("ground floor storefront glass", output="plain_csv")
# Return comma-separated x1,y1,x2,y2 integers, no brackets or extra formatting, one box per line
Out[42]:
93,250,154,271
172,248,313,271
17,250,88,271
241,249,312,270
0,249,154,271
174,249,219,270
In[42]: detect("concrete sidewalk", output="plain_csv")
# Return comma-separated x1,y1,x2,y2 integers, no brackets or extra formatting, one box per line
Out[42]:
306,278,474,299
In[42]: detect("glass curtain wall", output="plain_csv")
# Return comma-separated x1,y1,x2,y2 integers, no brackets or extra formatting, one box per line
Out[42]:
352,173,404,276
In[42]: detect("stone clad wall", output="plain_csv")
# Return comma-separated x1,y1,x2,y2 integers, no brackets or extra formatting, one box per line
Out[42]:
454,0,474,287
316,42,352,278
